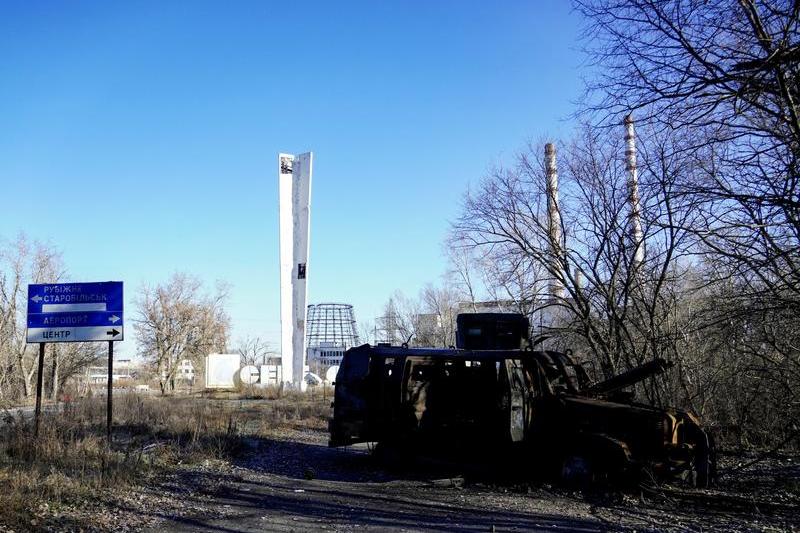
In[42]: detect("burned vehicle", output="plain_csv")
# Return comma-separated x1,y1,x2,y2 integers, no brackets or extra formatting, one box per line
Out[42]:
330,313,715,487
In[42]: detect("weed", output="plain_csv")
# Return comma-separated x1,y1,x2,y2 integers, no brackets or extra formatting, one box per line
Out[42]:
0,392,330,530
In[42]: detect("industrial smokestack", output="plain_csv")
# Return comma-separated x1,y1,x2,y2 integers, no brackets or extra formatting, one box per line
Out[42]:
624,115,645,268
545,143,564,299
574,269,583,290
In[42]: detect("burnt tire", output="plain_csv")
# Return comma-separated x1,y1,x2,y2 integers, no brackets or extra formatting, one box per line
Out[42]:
692,431,716,488
682,424,716,489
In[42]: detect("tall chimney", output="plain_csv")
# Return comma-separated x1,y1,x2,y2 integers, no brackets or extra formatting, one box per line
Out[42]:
624,115,645,268
545,143,564,299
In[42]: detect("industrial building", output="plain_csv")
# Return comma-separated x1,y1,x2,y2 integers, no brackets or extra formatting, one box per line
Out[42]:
305,303,359,375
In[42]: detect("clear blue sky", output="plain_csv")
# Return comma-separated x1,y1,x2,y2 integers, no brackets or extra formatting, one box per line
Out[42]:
0,1,584,358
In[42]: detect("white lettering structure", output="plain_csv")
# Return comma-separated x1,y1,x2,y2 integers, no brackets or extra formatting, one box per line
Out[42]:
278,152,312,389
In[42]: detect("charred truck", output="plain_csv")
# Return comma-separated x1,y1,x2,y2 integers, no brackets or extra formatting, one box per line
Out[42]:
330,313,715,487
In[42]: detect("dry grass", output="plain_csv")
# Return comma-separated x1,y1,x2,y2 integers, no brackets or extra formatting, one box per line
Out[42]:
0,392,330,530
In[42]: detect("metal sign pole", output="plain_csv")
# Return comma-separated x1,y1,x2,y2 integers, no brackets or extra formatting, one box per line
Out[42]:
107,340,113,443
26,281,124,445
34,342,45,438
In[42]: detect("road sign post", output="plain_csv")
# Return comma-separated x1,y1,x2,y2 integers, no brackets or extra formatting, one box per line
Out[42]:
34,343,45,440
26,281,123,445
107,341,113,442
27,282,124,343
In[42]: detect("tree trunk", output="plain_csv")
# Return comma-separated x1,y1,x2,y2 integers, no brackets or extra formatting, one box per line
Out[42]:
158,358,166,395
50,348,60,401
18,351,32,398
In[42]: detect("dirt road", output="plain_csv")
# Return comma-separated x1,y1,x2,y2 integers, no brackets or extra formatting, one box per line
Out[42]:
147,435,604,532
145,429,800,532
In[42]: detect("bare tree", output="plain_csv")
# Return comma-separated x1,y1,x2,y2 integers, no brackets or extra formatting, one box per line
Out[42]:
418,284,460,347
452,125,700,388
134,273,230,394
446,236,547,320
0,235,64,399
575,0,800,444
445,248,477,311
357,319,375,346
375,292,418,346
377,285,464,348
49,342,105,400
236,335,277,366
576,0,800,306
577,0,799,149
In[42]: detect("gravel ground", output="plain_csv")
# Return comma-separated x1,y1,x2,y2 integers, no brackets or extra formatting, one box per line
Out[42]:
136,429,800,533
3,396,796,532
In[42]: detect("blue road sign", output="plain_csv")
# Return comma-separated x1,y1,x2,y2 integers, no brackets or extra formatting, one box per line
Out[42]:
27,282,123,343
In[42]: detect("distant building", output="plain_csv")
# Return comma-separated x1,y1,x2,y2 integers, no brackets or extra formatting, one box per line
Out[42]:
158,358,196,387
86,358,134,384
306,303,359,374
308,341,346,367
175,359,195,383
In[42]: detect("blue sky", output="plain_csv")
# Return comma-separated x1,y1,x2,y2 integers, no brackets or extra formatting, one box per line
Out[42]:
0,1,584,358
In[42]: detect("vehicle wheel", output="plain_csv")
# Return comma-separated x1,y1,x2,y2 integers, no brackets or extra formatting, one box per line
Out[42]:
691,431,713,488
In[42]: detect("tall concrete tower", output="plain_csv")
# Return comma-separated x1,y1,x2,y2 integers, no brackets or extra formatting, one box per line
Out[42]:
278,152,313,389
544,143,564,300
624,115,645,268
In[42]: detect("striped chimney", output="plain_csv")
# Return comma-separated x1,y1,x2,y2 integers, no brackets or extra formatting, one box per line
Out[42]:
624,115,645,268
545,143,564,299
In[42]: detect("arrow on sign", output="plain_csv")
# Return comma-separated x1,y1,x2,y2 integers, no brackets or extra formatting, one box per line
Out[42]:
107,329,120,337
31,295,43,303
109,315,120,323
